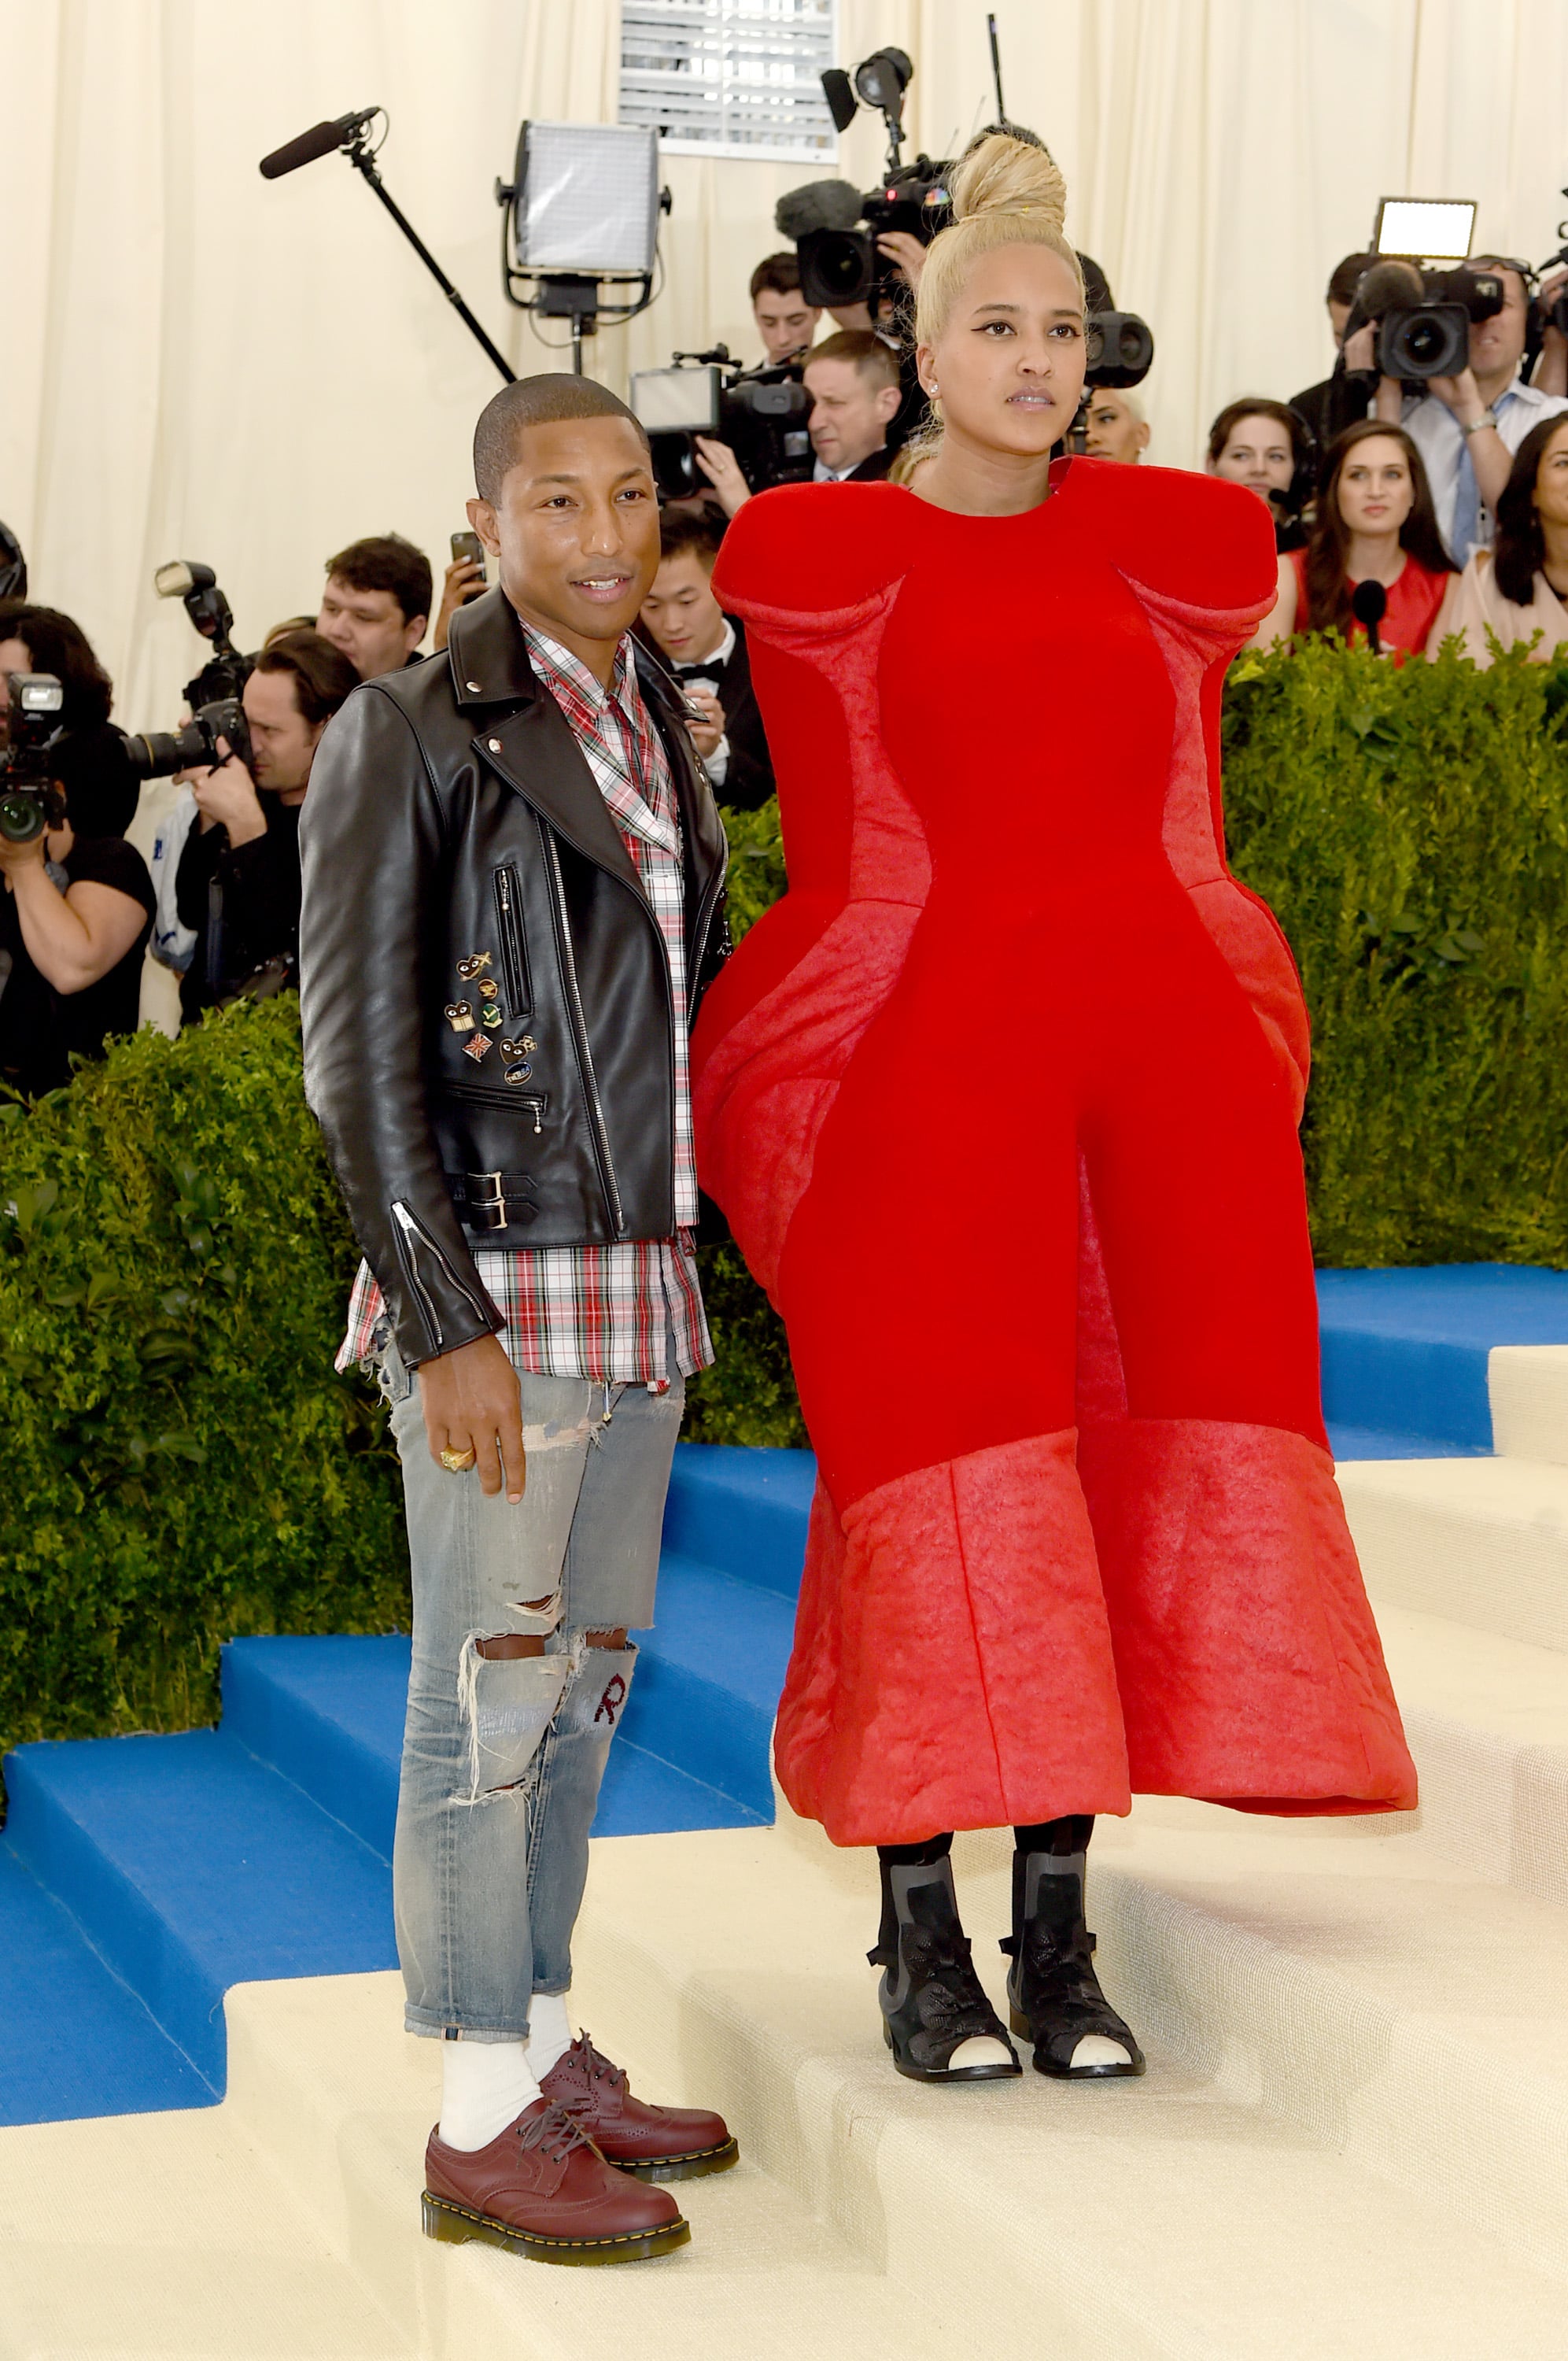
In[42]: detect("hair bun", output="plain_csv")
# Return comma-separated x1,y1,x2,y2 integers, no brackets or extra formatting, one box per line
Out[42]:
947,131,1067,232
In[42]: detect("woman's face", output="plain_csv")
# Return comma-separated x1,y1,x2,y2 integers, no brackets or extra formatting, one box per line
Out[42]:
1210,415,1294,501
1533,421,1568,530
1336,437,1414,536
917,243,1087,459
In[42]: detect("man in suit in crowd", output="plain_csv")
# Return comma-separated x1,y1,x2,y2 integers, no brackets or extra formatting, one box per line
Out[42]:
638,509,774,811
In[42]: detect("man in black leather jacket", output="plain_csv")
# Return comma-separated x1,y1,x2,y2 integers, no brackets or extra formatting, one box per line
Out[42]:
299,375,736,2264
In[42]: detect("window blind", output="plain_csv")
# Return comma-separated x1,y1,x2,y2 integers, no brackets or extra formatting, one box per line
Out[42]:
620,0,837,163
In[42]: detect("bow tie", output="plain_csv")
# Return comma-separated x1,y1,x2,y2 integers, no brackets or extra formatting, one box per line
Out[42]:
673,660,723,678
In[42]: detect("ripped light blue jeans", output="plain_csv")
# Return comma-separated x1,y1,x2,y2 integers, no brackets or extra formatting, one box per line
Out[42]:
375,1326,684,2041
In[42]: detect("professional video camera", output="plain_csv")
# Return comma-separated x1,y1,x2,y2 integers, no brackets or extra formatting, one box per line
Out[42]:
776,47,951,316
0,674,67,844
153,560,253,710
630,348,814,502
1344,258,1506,380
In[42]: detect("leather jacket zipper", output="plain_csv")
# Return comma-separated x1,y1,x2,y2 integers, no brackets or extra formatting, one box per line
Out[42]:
493,864,532,1016
544,833,623,1235
445,1081,548,1135
389,1198,493,1351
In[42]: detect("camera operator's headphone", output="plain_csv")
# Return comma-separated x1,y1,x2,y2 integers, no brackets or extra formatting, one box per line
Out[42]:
1285,406,1319,520
0,521,25,603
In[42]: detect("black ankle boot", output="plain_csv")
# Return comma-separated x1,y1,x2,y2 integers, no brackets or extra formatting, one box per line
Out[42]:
870,1844,1020,2084
1001,1823,1145,2081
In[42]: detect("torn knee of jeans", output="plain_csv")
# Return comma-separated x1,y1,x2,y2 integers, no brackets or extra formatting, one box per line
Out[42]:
454,1636,570,1805
471,1587,563,1657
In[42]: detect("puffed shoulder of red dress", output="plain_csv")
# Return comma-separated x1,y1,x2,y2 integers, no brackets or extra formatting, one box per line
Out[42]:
710,462,1277,623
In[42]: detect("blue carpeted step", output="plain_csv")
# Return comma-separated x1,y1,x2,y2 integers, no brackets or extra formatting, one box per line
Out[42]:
2,1731,396,2089
1315,1264,1568,1451
662,1442,814,1597
222,1635,405,1860
0,1841,211,2124
628,1552,797,1818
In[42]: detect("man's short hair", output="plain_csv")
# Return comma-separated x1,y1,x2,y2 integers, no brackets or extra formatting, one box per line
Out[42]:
803,330,900,393
1326,252,1380,308
750,251,806,304
323,534,432,627
472,373,650,505
658,508,725,567
253,629,361,726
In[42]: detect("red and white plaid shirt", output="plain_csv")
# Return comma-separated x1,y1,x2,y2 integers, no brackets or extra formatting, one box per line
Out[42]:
337,624,711,1388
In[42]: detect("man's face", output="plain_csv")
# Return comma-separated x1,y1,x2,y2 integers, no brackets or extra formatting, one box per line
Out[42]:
242,666,322,794
467,416,660,670
1082,390,1149,464
802,357,898,473
753,285,820,365
640,549,726,664
315,577,425,680
1327,296,1352,349
1210,413,1295,501
1468,265,1529,386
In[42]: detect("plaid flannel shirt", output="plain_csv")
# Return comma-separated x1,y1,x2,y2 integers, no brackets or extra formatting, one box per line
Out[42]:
337,623,711,1388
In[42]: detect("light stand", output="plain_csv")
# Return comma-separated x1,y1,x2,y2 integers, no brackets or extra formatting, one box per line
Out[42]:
345,128,516,385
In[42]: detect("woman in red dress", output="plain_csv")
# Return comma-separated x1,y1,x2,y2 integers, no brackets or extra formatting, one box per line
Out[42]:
1253,418,1455,656
692,134,1417,2089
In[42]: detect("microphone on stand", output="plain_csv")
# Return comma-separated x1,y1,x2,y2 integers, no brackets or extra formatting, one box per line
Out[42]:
1351,578,1388,656
260,108,380,181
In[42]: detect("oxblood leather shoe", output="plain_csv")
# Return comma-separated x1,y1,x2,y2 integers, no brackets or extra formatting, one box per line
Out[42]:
539,2032,740,2182
422,2097,690,2265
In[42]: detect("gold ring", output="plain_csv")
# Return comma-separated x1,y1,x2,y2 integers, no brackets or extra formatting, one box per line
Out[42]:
439,1447,478,1473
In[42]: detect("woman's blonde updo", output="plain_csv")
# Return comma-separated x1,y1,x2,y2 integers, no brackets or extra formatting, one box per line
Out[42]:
914,131,1084,349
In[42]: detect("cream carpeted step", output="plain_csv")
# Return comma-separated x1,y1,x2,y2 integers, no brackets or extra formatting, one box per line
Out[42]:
1374,1599,1568,1904
0,2102,409,2360
1489,1344,1568,1466
220,1972,956,2361
1337,1454,1568,1651
556,1818,1568,2354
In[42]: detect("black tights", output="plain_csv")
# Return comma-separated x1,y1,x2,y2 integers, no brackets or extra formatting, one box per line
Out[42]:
876,1816,1094,1871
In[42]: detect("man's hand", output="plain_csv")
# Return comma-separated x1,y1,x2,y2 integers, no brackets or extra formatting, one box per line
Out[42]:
0,826,47,881
419,1332,526,1502
1341,323,1377,374
1426,365,1485,423
681,685,725,759
432,556,485,652
876,230,926,292
190,740,266,846
693,437,751,518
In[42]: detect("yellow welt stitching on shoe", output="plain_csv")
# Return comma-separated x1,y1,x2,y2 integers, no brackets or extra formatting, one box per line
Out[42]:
426,2194,686,2248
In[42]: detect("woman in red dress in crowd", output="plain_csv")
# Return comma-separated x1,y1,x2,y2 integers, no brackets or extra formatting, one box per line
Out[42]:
1253,418,1455,656
692,133,1417,2089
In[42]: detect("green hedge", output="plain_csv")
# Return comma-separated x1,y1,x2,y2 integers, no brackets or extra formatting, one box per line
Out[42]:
6,647,1568,1758
0,996,408,1761
1224,638,1568,1265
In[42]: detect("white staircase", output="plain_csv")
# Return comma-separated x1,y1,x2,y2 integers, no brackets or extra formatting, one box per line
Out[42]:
4,1347,1568,2359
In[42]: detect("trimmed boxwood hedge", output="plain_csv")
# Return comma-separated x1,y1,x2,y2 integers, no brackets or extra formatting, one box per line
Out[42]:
4,639,1567,1760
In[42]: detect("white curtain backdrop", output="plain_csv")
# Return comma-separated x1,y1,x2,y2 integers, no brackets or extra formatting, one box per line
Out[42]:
6,0,1568,733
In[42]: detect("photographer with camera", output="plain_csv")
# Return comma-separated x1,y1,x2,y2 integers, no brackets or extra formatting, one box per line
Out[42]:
1371,258,1568,565
316,534,433,680
175,629,357,1023
0,667,154,1099
1289,253,1382,453
749,252,821,365
0,601,142,838
692,329,903,515
638,508,774,811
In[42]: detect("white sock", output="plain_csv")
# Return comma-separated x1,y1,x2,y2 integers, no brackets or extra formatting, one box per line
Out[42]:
527,1990,574,2082
437,2038,540,2150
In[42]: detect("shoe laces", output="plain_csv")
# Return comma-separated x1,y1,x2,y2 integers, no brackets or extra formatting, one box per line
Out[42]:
517,2101,595,2164
904,1925,1002,2040
554,2030,628,2106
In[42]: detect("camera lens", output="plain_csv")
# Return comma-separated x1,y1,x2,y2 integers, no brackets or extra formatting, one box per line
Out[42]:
0,792,45,843
814,231,874,301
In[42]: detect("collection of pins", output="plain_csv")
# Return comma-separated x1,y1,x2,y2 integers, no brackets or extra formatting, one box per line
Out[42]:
445,950,536,1084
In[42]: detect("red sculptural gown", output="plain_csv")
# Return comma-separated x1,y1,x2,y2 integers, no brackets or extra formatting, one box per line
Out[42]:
691,458,1417,1847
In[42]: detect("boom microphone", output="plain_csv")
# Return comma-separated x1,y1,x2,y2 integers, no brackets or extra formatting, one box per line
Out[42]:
1344,257,1423,338
774,179,866,241
259,108,379,181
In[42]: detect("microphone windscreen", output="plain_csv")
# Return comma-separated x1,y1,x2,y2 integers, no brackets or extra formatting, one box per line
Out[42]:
1356,258,1424,316
1352,578,1389,627
260,120,350,180
774,179,865,241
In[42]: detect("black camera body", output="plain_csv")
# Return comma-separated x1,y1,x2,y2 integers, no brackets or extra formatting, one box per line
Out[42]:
126,696,253,785
791,157,953,312
0,674,68,844
1367,267,1505,381
630,349,815,502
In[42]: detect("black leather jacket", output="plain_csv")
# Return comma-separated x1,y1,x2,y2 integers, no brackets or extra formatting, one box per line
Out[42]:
299,589,729,1369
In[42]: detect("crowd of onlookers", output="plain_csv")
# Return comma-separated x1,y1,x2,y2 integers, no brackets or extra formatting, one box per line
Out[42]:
4,235,1568,1100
